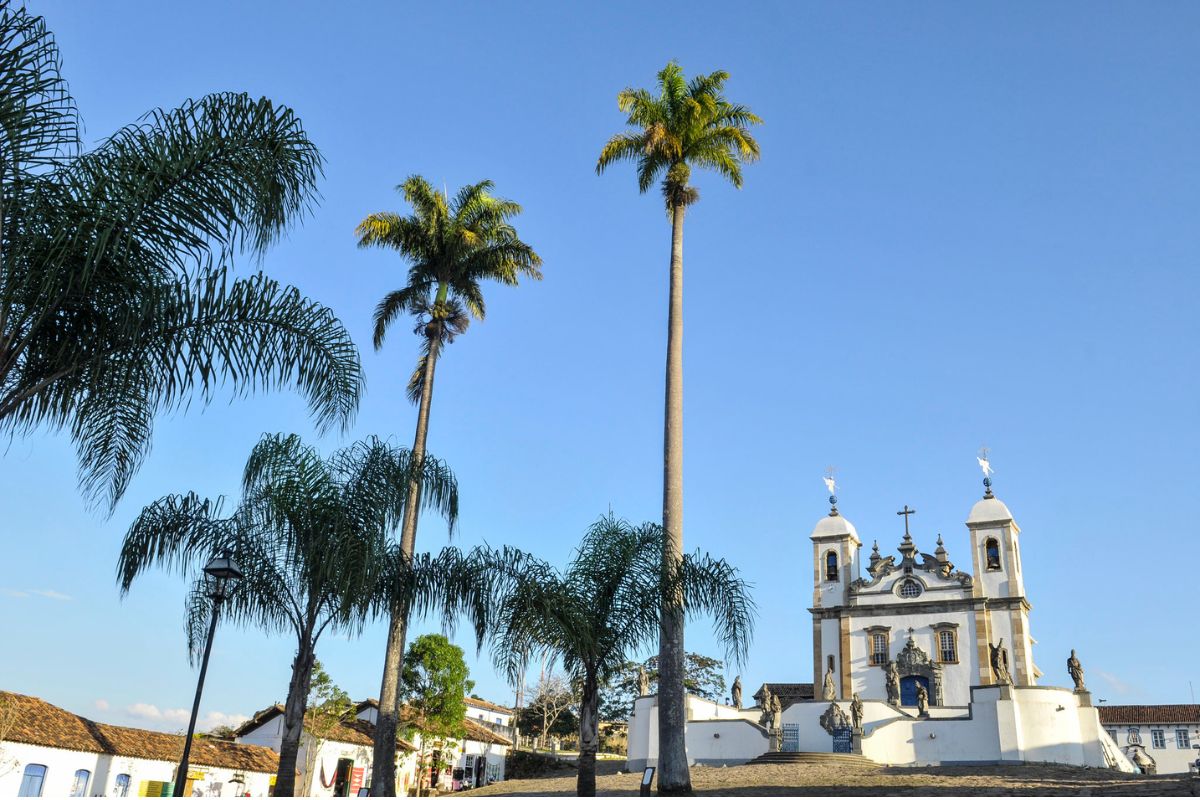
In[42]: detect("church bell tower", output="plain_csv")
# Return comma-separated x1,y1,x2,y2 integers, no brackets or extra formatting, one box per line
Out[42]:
810,486,860,698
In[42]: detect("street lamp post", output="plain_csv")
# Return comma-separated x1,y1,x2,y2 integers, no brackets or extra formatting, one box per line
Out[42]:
174,553,243,797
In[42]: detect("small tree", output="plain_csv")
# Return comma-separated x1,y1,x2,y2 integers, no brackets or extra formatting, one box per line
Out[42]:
522,672,577,749
400,634,473,796
600,653,726,721
301,662,354,796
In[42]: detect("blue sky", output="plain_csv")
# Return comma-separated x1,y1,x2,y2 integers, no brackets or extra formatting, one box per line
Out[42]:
3,0,1198,732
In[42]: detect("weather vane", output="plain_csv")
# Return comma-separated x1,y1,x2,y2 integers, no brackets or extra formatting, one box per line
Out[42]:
977,446,994,498
823,466,838,516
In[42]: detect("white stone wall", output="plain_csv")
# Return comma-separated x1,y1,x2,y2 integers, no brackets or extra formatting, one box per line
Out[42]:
0,740,274,796
846,610,978,706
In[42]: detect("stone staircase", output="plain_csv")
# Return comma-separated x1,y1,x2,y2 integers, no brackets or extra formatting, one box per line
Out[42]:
745,751,878,768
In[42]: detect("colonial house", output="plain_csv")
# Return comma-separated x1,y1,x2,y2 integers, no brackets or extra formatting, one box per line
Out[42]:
1099,705,1200,775
353,698,512,792
231,696,512,796
0,690,277,797
627,474,1138,773
232,702,418,796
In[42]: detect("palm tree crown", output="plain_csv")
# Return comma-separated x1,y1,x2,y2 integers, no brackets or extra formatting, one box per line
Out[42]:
596,60,762,208
482,515,755,796
0,3,362,510
116,433,467,797
356,176,542,400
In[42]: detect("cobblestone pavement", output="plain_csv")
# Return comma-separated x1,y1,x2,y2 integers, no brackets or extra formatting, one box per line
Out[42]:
461,762,1197,796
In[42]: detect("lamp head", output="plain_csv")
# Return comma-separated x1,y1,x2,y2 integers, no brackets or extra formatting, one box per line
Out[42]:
203,552,244,582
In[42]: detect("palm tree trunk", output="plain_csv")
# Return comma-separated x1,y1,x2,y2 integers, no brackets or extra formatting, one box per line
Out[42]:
370,329,441,797
576,671,600,797
657,202,691,795
275,643,316,797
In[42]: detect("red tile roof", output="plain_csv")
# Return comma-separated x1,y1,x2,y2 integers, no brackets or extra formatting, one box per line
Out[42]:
465,696,513,715
353,699,512,747
0,691,278,773
1098,705,1200,725
233,703,414,750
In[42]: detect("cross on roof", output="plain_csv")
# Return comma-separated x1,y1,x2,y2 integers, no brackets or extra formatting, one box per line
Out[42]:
896,505,916,537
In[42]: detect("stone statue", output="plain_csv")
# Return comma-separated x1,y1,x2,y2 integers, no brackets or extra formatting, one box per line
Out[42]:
884,660,900,706
915,683,929,717
850,693,864,732
759,687,775,729
819,702,850,735
770,693,782,729
1067,649,1086,692
989,639,1012,685
637,665,650,696
731,675,743,709
822,664,837,700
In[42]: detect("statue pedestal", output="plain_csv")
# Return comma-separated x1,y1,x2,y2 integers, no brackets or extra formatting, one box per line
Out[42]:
768,730,781,753
997,683,1013,700
1075,690,1092,707
851,731,863,755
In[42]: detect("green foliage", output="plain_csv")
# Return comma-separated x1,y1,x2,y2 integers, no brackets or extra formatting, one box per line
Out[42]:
355,175,542,401
400,633,474,742
0,2,362,510
596,60,762,210
307,661,353,722
600,652,726,721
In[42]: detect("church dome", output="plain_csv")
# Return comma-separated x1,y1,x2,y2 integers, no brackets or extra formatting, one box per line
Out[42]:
811,513,859,541
967,496,1013,524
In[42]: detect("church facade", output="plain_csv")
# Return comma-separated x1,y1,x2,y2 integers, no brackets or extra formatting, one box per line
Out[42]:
626,474,1135,772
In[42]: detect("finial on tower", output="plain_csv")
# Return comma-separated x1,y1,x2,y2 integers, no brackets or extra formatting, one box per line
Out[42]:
823,466,839,516
977,446,995,499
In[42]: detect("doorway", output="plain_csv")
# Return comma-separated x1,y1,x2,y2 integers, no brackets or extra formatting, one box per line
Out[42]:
900,675,929,707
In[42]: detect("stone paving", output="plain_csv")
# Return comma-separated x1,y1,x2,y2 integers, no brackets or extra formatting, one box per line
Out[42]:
461,761,1197,796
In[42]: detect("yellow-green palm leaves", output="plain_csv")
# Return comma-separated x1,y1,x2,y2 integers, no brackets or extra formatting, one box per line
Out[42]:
596,61,762,208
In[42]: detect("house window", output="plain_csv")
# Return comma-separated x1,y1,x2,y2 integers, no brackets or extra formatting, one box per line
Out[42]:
1105,727,1118,742
1150,729,1166,749
938,629,958,663
825,551,839,581
870,633,888,665
985,538,1001,571
1177,729,1192,749
899,579,922,598
69,769,91,797
114,774,131,797
18,764,47,797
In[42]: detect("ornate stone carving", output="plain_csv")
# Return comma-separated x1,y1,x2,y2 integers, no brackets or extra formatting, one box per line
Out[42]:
770,693,782,728
1067,650,1086,692
896,637,945,707
884,659,900,706
990,639,1012,685
850,693,864,732
637,665,650,696
822,665,837,700
819,702,850,735
759,687,775,729
916,683,929,717
731,675,743,709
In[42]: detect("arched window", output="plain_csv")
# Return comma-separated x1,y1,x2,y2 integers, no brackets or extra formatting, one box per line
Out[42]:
18,764,47,797
114,774,132,797
898,579,922,598
825,551,839,581
69,769,90,797
985,538,1001,571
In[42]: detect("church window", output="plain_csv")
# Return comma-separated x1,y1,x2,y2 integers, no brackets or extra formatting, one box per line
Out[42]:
898,579,922,598
938,629,958,663
984,538,1001,571
1150,729,1166,749
870,633,888,665
1177,729,1191,748
825,551,839,581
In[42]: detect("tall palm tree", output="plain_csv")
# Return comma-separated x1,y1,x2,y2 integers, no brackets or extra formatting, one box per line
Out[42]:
482,515,755,797
596,62,761,794
355,175,542,795
0,3,362,511
116,433,468,797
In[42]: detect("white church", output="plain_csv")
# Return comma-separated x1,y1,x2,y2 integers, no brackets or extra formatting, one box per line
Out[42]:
627,464,1136,772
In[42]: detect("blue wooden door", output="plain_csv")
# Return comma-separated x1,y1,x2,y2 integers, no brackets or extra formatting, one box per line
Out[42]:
900,675,929,706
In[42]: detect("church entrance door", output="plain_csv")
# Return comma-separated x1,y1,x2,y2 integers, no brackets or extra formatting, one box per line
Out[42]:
900,675,929,707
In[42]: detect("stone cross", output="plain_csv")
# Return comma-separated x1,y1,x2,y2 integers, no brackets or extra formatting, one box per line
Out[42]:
896,505,916,536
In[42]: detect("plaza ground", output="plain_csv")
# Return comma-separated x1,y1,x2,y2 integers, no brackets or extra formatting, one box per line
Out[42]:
461,760,1197,796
